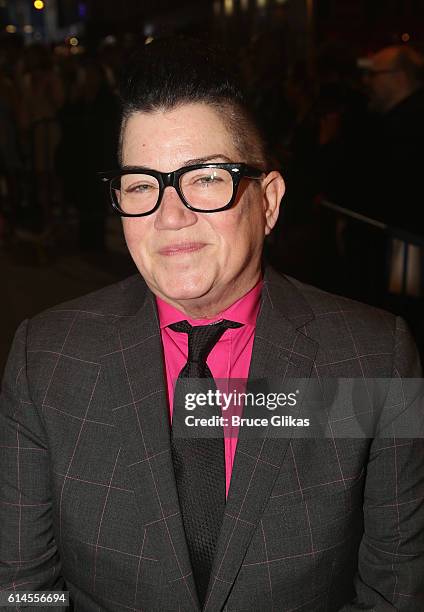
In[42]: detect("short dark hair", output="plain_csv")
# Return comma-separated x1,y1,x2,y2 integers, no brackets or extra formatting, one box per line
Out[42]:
118,36,268,170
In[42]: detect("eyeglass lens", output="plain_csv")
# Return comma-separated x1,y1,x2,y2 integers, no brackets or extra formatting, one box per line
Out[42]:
111,168,234,214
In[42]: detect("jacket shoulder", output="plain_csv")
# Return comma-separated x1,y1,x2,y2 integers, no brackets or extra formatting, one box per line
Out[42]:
284,274,420,377
288,275,395,330
37,273,146,319
23,274,148,359
265,267,395,332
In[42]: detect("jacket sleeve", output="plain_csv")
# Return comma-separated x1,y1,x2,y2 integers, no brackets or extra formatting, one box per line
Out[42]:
340,316,424,611
0,320,65,595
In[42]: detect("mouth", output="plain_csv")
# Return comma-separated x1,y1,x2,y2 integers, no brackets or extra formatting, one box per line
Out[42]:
158,242,207,256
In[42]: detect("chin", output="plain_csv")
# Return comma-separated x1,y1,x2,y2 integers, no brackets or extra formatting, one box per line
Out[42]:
154,271,214,303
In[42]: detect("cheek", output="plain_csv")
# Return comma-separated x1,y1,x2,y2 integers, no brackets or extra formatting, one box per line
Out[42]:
123,218,147,242
122,221,152,262
209,216,240,255
212,214,263,267
225,200,264,244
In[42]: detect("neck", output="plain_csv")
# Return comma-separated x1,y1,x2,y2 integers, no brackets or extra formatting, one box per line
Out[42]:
158,271,262,320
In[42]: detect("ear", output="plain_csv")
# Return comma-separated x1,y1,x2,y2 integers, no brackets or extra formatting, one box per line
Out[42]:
261,171,285,235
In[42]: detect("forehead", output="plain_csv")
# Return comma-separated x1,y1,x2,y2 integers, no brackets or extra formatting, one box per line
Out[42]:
121,103,238,170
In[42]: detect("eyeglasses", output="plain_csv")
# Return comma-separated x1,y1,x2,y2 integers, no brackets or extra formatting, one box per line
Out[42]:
99,163,264,217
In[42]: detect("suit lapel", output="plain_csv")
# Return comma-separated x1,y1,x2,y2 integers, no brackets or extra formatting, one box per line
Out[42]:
204,269,318,611
101,269,318,612
102,286,199,610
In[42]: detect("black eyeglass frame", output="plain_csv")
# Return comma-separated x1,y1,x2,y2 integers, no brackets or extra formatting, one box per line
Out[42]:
98,162,264,217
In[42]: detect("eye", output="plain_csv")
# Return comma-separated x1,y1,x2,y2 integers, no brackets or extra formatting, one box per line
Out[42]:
121,175,159,194
126,183,155,193
196,172,223,185
185,170,227,187
197,174,223,184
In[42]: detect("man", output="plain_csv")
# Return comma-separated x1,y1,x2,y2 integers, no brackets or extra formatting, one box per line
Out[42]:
1,38,423,611
361,45,424,114
320,45,424,305
357,45,424,231
360,46,424,300
343,45,424,307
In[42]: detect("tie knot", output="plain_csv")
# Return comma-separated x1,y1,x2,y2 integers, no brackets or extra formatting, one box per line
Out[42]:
169,319,243,370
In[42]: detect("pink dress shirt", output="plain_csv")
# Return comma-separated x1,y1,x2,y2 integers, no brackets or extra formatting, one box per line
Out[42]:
156,280,262,497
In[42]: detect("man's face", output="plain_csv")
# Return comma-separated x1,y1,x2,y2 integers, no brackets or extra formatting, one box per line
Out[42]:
120,103,284,317
362,48,401,112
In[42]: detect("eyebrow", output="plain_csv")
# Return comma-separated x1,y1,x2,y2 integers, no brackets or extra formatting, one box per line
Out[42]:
181,154,234,166
120,154,234,172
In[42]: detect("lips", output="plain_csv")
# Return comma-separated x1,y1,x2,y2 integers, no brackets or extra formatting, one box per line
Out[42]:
158,242,207,256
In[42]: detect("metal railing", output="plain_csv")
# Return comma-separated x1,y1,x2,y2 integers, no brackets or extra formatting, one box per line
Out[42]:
318,197,424,298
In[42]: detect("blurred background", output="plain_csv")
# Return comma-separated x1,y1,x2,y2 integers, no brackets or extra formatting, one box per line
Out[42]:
1,0,424,372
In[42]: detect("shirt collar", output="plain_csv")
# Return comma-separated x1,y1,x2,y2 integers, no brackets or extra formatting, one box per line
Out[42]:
156,278,263,329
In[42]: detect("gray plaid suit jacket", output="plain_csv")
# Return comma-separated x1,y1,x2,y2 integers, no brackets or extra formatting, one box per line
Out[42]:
1,267,423,611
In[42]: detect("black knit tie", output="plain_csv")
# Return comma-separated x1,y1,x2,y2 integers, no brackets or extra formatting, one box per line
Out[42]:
169,319,242,606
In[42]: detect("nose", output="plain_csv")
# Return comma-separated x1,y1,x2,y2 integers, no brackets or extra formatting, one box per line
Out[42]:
154,185,197,230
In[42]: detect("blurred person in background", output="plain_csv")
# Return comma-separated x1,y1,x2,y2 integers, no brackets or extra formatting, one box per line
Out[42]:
338,45,424,310
358,44,424,233
70,58,119,252
290,44,424,311
0,60,22,244
20,44,64,233
55,54,84,225
359,45,424,344
269,43,367,294
241,32,290,159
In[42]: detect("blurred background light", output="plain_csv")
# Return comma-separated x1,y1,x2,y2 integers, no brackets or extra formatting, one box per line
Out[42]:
78,2,87,19
34,0,45,9
103,34,117,45
5,25,17,34
224,0,234,17
143,23,154,37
